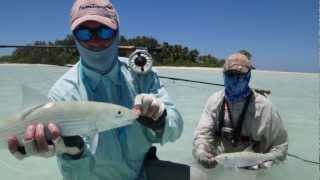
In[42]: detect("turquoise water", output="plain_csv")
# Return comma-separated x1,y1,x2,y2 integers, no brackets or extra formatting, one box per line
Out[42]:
0,64,318,180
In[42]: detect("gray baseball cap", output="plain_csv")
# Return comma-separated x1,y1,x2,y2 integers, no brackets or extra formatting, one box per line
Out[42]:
223,53,253,73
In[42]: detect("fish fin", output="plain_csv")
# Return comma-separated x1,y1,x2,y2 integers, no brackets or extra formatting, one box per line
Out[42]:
20,85,48,111
89,133,99,154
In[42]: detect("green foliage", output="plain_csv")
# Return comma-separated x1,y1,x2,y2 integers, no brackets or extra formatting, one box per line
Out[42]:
8,36,78,66
0,55,12,63
3,35,223,67
119,36,223,67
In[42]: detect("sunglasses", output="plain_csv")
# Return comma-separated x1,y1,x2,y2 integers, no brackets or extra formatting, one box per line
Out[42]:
224,71,248,78
73,26,116,42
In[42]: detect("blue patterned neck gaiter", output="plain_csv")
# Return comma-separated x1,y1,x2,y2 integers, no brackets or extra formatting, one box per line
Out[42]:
224,71,251,103
76,33,119,74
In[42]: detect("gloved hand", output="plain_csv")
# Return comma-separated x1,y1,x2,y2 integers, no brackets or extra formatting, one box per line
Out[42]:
194,144,217,169
245,161,273,170
7,123,84,160
133,94,166,131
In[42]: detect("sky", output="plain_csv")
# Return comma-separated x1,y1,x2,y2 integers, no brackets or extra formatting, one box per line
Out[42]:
0,0,317,73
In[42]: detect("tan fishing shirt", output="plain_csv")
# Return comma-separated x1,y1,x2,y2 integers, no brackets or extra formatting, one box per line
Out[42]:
193,90,288,164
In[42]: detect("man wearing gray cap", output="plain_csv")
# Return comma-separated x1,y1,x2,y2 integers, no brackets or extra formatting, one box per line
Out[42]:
7,0,184,179
192,53,288,169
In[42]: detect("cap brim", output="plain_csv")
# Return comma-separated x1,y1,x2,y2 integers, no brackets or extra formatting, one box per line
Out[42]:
224,65,250,73
71,15,118,31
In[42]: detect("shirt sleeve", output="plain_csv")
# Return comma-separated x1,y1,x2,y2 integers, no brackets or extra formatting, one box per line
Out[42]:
135,69,183,144
157,85,184,144
263,109,288,162
192,94,222,161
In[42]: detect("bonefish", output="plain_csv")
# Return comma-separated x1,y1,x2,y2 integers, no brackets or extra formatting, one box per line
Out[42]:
215,151,275,168
0,101,138,148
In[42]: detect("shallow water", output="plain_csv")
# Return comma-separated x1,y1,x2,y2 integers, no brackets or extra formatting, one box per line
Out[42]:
0,64,318,180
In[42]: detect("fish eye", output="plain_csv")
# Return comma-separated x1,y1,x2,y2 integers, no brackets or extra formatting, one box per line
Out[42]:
117,110,122,115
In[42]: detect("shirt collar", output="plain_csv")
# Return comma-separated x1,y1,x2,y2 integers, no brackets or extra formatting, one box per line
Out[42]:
80,60,121,89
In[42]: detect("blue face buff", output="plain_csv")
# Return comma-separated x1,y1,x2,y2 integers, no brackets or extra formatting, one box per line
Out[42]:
75,33,119,74
223,71,251,103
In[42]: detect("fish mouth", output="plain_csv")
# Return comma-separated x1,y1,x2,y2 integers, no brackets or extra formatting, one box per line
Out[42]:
130,109,140,119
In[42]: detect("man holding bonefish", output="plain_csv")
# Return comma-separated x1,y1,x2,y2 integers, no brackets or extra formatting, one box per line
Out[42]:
7,0,183,179
193,53,288,170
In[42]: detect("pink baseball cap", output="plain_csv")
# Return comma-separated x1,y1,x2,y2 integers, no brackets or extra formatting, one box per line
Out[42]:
70,0,119,31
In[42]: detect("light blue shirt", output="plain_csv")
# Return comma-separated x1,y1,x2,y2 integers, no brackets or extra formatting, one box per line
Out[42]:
48,58,183,180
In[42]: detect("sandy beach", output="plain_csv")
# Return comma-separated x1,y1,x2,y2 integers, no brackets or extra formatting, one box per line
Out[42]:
155,66,222,71
0,63,316,75
0,63,60,67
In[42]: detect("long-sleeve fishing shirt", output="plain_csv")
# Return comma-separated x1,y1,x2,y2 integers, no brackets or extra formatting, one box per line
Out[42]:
48,58,183,180
193,90,288,163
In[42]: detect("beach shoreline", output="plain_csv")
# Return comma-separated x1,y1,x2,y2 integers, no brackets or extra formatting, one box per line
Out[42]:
0,63,60,67
0,63,316,75
155,66,222,71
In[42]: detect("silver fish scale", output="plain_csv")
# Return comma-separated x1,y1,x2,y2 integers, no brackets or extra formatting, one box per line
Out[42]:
215,152,275,168
0,101,137,148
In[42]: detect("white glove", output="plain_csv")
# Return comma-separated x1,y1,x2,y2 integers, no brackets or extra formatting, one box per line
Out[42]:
259,161,274,169
134,94,165,121
246,161,274,170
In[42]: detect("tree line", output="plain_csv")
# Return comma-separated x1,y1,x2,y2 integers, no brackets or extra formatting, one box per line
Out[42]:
0,35,232,67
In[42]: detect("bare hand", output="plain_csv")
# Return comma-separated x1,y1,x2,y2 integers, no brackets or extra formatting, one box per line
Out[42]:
195,144,217,169
7,123,83,160
198,151,217,169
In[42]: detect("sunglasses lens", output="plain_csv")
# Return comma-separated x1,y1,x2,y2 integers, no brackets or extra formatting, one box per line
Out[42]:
98,27,115,40
74,29,92,41
225,72,246,79
74,26,115,41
